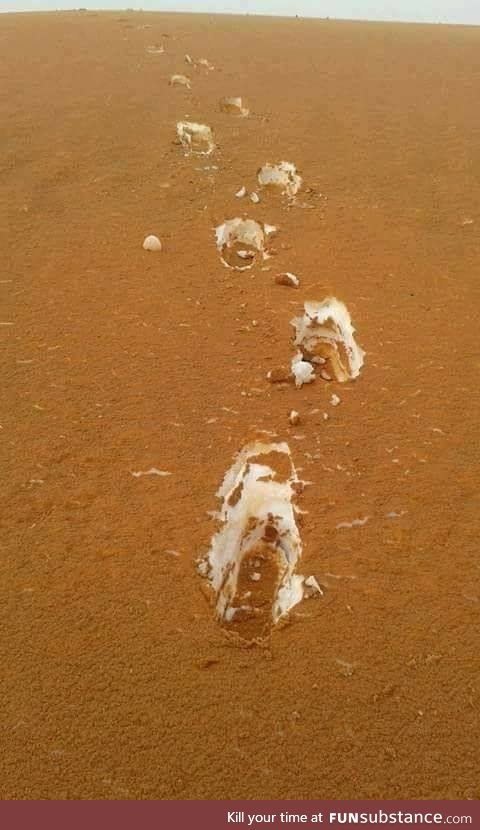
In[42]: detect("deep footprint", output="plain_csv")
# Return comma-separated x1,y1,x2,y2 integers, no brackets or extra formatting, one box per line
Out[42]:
198,441,320,641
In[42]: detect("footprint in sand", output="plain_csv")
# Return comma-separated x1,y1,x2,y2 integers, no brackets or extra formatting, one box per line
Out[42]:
176,121,215,155
170,74,191,89
219,96,249,117
257,160,302,199
290,298,366,386
215,218,277,270
197,440,321,640
184,54,214,70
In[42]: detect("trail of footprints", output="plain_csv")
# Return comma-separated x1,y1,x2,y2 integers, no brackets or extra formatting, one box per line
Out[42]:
142,41,365,642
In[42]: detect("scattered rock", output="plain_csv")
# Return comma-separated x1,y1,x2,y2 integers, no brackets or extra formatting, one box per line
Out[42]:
142,235,162,252
267,368,291,384
275,272,299,288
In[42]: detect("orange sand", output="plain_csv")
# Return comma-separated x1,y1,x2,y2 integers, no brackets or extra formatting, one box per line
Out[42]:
1,11,479,800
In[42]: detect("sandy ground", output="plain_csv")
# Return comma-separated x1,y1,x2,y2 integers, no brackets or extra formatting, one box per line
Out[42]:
1,10,479,800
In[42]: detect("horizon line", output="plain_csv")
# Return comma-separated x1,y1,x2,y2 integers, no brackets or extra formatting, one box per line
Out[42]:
1,7,480,26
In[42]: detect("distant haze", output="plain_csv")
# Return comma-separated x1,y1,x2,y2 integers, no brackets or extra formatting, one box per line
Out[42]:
1,0,479,25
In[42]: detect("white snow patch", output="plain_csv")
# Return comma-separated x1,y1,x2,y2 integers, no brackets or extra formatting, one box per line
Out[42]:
291,352,316,388
199,441,314,628
131,468,172,478
304,575,323,596
185,54,214,70
215,218,276,270
291,297,365,383
257,161,302,199
336,516,369,529
198,57,215,70
176,121,215,155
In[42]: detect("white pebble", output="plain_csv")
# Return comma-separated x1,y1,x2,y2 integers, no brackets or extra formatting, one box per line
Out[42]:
275,272,300,288
330,393,341,406
143,235,162,252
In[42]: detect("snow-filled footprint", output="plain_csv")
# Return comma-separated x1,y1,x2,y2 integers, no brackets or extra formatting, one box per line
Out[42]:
215,218,276,270
219,96,249,117
197,441,321,641
291,298,365,384
257,161,302,199
176,121,215,155
170,74,191,89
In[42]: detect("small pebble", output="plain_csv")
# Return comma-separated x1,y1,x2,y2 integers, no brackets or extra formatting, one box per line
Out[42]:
275,272,300,288
143,235,162,252
267,368,291,384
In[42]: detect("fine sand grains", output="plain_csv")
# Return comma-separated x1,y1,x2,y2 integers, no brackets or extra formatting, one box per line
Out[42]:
1,10,479,802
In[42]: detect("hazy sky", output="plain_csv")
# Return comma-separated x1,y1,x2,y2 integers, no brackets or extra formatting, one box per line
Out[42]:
1,0,479,25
